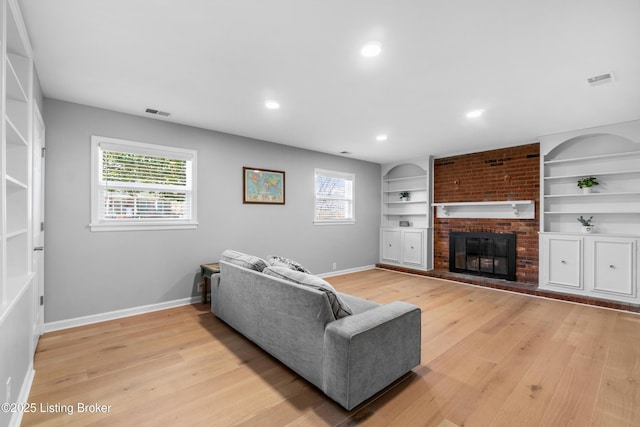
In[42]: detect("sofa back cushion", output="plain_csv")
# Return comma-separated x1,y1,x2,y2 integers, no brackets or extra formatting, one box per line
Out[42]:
263,266,352,319
221,249,268,272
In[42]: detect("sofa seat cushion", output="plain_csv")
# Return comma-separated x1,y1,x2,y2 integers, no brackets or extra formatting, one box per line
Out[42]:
267,255,312,274
221,249,268,272
263,266,353,319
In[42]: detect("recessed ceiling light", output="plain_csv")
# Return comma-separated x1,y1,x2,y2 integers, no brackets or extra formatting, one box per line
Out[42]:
360,41,382,58
265,100,280,110
376,134,388,141
466,109,485,118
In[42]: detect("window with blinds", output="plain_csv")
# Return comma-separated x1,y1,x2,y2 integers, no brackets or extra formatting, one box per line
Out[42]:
314,168,355,224
90,136,197,231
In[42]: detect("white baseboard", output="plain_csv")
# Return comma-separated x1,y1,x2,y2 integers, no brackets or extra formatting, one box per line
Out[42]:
317,264,375,278
10,365,35,427
43,266,374,332
44,296,201,333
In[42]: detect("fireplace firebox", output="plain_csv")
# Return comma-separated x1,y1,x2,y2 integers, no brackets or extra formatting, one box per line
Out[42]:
449,232,516,281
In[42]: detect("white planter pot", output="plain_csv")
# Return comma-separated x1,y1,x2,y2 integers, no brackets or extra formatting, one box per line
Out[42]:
582,187,592,194
582,225,594,233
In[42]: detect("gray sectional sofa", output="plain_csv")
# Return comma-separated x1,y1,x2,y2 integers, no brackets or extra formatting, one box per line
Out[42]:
211,250,421,410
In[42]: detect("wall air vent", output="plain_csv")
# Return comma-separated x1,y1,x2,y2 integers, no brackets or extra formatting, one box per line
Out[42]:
145,108,171,117
587,72,614,86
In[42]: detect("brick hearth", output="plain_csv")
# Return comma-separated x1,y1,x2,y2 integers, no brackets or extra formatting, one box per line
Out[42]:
375,263,640,313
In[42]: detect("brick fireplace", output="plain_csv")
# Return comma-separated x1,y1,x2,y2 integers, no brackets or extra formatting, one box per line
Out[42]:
433,143,540,284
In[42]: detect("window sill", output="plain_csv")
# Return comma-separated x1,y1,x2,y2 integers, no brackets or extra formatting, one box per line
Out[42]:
313,220,356,226
89,221,198,232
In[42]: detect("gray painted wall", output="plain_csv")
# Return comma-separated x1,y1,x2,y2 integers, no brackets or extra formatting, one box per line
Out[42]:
43,98,381,323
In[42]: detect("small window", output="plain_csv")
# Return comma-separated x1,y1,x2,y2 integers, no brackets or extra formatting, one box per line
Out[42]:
314,168,355,224
90,136,197,231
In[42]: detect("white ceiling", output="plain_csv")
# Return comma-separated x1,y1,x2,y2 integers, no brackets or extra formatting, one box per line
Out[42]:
19,0,640,164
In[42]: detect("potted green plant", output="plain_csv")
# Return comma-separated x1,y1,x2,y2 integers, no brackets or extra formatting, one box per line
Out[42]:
577,215,594,233
577,176,599,194
399,191,410,202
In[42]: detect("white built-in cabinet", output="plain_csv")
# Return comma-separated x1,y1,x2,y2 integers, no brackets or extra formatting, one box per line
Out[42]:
540,234,638,303
1,0,33,309
538,122,640,304
380,158,433,270
381,227,425,268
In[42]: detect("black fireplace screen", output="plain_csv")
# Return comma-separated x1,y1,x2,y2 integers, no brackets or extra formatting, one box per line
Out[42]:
449,232,516,281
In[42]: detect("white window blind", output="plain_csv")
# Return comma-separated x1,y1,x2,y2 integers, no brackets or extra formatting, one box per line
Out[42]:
91,136,197,231
314,168,355,224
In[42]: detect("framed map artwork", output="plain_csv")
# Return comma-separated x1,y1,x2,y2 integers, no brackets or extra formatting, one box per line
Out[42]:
243,167,285,204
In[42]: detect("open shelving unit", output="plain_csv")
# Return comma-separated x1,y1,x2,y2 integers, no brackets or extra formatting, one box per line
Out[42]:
1,0,34,310
542,148,640,235
0,4,40,426
538,126,640,304
382,174,429,228
380,158,433,271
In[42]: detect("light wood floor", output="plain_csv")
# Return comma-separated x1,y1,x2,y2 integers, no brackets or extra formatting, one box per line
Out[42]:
23,269,640,426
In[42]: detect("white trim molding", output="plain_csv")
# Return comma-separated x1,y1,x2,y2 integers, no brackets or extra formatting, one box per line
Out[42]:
44,296,200,332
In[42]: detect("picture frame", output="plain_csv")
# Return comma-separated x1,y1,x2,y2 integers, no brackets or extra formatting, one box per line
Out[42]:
243,167,285,204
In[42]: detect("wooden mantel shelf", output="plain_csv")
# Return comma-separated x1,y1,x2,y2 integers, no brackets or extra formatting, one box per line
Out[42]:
431,200,535,219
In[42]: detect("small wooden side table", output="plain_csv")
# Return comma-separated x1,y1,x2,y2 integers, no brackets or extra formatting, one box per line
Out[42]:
200,263,220,304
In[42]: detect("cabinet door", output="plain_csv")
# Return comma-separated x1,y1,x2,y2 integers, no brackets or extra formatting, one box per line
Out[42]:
381,229,400,262
589,237,636,298
402,230,424,267
545,236,582,290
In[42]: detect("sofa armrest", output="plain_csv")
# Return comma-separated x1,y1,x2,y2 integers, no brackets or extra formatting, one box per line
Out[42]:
322,301,421,410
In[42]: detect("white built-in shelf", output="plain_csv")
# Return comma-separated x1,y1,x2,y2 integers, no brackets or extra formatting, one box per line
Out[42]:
432,200,535,219
545,211,640,215
386,200,426,204
543,140,640,235
5,62,28,103
382,163,430,229
6,175,28,191
6,116,28,145
544,169,640,180
383,174,427,182
543,150,640,165
2,0,34,312
6,228,28,239
383,175,428,193
383,187,427,193
544,191,640,198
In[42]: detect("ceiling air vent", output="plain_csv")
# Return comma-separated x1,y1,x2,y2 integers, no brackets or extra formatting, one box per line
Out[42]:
145,108,171,117
587,72,614,86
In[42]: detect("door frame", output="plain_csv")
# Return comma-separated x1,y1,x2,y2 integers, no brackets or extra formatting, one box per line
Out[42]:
32,103,45,346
